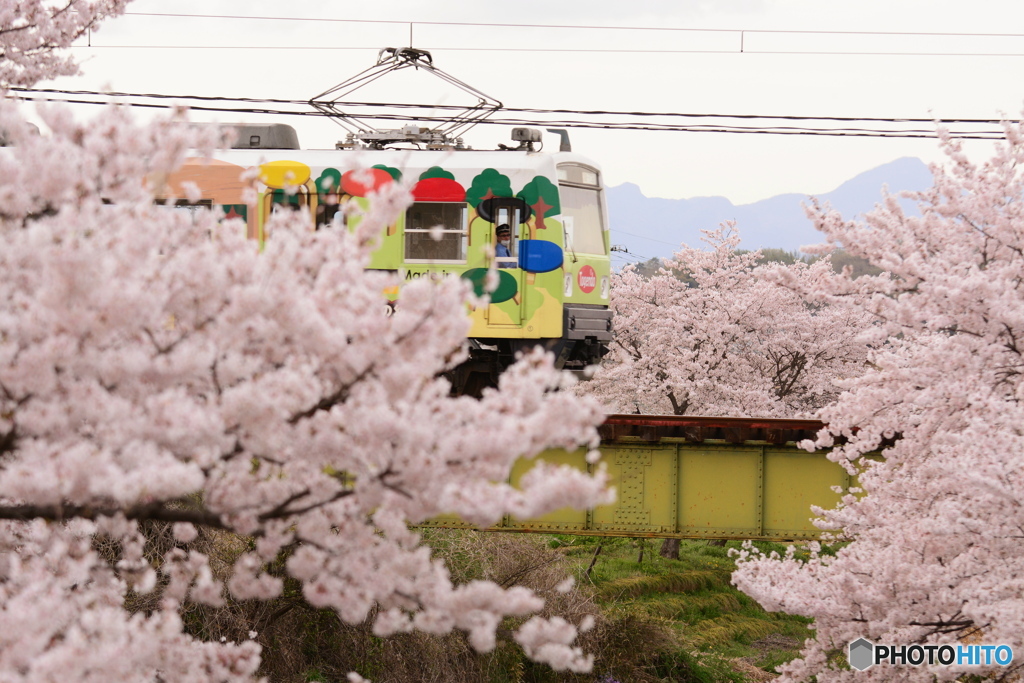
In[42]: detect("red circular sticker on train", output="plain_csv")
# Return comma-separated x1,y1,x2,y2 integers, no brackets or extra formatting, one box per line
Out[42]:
577,265,597,294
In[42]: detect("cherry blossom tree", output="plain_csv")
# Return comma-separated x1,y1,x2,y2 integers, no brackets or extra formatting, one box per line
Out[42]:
732,122,1024,681
0,4,612,681
584,227,873,417
0,0,128,87
0,112,611,682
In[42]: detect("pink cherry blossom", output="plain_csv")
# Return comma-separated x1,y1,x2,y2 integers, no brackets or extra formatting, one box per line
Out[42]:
0,5,611,679
733,119,1024,681
584,226,875,417
0,0,129,88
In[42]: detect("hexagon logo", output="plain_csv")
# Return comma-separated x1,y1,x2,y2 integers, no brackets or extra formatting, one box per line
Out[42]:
849,637,875,671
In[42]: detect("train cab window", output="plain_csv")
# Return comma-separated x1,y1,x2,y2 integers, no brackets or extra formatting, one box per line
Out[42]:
557,164,606,256
492,206,523,266
405,202,467,262
478,197,531,267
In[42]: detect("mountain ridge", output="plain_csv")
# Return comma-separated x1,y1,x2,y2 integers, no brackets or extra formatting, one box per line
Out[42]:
607,157,933,262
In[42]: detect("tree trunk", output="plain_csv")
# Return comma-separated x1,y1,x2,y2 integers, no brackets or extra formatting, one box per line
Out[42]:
584,545,602,579
659,538,680,560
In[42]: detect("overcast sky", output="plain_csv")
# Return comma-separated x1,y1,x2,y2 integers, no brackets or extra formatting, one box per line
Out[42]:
32,0,1024,204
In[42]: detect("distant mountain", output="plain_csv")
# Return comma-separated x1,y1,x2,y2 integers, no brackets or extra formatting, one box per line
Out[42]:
607,157,933,262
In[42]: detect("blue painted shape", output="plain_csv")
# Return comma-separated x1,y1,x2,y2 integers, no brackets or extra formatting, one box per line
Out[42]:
518,239,564,273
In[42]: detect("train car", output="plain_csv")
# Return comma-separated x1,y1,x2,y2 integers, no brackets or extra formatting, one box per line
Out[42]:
161,122,613,393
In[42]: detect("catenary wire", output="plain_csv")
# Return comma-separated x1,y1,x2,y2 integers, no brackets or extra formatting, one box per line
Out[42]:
64,44,1024,58
6,90,1009,139
117,11,1024,39
612,250,655,263
10,87,1009,125
61,13,1024,58
7,95,1004,139
612,228,687,248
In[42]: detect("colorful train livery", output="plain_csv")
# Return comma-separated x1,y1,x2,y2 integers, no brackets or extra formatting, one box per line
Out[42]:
161,123,613,393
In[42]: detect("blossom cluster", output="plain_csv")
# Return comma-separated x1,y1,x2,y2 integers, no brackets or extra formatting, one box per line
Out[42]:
0,0,129,87
732,122,1024,681
0,5,612,677
584,226,874,417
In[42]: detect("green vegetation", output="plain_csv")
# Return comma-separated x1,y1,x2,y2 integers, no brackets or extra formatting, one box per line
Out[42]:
121,523,810,682
553,535,812,682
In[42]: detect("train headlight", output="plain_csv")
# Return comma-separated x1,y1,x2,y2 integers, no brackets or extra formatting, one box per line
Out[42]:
600,276,609,299
564,272,573,297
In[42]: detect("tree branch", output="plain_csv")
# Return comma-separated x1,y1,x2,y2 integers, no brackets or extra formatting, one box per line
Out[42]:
0,502,228,529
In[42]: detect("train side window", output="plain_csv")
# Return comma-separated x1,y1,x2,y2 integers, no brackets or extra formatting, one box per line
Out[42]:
557,164,606,255
269,188,310,213
155,199,213,225
405,202,467,262
315,192,344,229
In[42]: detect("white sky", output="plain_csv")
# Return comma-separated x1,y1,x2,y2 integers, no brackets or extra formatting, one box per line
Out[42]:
32,0,1024,204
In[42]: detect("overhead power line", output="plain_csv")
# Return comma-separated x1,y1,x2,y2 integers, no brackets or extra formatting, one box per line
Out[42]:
64,43,1024,58
118,11,1024,39
6,87,1011,140
60,12,1024,58
11,87,1009,125
612,228,690,249
67,44,1024,58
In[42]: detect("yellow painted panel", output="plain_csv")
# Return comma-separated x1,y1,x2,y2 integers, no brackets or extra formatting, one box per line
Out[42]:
678,446,761,534
762,449,847,537
506,448,590,530
419,439,876,542
591,445,677,533
637,446,677,532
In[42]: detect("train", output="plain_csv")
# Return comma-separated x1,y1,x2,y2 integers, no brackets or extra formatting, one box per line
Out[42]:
159,121,614,394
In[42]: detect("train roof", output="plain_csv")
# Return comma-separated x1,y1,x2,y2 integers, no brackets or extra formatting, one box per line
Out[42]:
206,148,603,174
203,123,605,182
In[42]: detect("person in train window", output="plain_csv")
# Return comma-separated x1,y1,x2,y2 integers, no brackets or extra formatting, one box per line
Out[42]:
495,223,515,267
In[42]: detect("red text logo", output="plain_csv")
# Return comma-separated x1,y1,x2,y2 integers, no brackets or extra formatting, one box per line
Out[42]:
577,265,597,294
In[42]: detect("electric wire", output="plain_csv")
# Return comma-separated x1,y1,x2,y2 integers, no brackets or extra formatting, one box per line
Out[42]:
7,88,1009,140
623,250,654,262
612,228,686,248
117,11,1024,40
68,44,1024,57
611,249,655,264
5,97,1001,139
11,87,1009,124
58,12,1024,58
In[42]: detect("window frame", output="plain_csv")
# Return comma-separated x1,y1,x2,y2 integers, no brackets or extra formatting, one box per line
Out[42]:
404,201,469,264
557,163,607,256
488,202,529,266
314,192,346,230
155,198,214,225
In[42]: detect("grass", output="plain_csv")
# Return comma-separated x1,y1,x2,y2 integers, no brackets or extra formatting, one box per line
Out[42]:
126,517,814,682
550,535,814,681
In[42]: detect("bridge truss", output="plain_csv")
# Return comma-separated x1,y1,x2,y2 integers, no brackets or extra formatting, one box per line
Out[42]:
423,415,869,542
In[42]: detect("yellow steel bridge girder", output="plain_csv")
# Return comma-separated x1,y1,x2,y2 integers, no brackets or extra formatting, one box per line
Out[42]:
423,436,856,542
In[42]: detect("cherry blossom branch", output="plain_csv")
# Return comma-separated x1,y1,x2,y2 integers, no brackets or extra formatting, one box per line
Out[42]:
0,502,228,529
256,488,354,520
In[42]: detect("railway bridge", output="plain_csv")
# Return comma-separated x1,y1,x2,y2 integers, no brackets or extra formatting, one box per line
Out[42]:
424,415,863,542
